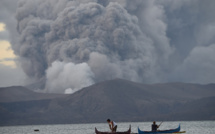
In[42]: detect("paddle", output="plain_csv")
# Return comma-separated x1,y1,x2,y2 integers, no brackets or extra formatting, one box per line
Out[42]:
156,121,163,131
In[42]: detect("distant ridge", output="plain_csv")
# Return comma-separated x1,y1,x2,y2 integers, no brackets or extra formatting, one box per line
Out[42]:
0,79,215,126
0,86,67,102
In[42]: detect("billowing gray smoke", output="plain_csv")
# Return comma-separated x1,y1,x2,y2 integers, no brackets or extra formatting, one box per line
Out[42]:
13,0,215,93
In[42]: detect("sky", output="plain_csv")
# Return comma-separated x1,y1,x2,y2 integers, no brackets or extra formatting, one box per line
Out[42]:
0,25,26,87
0,0,26,87
0,0,215,93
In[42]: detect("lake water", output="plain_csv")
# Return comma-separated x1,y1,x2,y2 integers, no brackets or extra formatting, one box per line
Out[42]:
0,121,214,134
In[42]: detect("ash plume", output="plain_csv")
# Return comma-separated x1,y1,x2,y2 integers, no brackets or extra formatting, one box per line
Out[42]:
11,0,215,93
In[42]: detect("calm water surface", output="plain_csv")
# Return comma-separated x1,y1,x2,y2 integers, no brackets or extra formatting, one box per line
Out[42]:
0,121,214,134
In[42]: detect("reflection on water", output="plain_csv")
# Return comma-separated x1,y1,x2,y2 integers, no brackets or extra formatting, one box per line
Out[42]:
0,121,214,134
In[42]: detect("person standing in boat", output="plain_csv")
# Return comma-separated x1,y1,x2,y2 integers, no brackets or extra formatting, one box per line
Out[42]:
152,121,159,131
107,119,117,132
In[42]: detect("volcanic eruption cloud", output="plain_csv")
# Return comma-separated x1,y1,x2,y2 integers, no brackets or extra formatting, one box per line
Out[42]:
13,0,215,93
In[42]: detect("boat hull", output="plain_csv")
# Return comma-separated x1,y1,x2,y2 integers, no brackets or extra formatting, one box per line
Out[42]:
95,125,131,134
138,125,180,134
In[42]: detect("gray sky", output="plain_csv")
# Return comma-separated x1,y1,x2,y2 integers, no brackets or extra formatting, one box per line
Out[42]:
0,0,215,93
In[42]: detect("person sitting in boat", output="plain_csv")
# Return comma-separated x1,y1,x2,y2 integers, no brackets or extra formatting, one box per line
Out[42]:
107,119,117,132
152,121,159,131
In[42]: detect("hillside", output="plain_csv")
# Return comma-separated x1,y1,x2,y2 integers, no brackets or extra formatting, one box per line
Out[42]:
0,79,215,126
49,79,215,122
0,86,67,102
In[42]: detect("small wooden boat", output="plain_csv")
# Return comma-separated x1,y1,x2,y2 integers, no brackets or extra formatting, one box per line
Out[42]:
138,125,182,134
95,125,131,134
